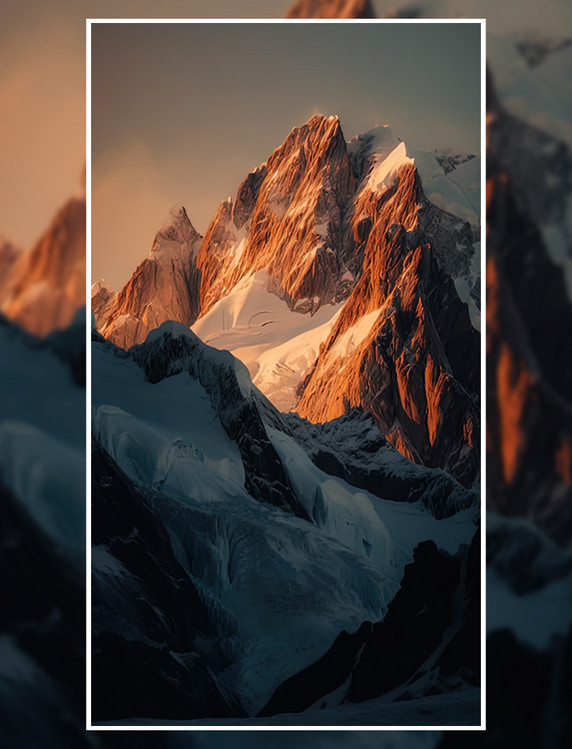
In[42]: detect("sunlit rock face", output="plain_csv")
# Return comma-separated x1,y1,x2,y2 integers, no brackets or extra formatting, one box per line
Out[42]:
296,161,480,486
97,206,202,349
199,116,480,485
0,196,85,338
95,113,480,483
197,114,358,315
285,0,376,18
486,173,572,546
0,238,22,298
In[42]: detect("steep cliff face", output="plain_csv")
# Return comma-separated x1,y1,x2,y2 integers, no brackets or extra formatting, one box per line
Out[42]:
94,114,480,482
91,320,478,720
0,197,85,338
297,161,480,485
0,238,22,298
487,176,572,546
98,206,202,349
197,114,358,315
483,66,572,547
259,531,480,717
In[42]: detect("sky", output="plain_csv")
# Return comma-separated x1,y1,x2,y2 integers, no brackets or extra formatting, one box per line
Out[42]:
1,0,568,282
91,21,481,288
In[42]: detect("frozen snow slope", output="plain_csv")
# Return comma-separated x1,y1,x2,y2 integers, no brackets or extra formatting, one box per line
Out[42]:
92,323,478,720
192,271,343,411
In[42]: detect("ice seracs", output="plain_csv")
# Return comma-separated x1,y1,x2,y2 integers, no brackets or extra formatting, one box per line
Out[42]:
94,114,481,484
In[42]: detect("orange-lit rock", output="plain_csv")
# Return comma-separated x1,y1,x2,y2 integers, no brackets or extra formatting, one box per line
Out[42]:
98,207,202,349
297,162,480,485
96,115,480,485
197,115,357,315
496,342,535,485
285,0,376,19
555,440,572,488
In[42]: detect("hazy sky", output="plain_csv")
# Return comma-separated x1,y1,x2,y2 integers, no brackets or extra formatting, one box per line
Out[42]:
2,0,567,276
92,21,481,287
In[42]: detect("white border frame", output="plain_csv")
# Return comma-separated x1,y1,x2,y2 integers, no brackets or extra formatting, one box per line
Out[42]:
86,17,486,732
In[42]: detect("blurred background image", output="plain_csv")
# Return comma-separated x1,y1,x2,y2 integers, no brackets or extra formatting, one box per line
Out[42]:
1,0,571,746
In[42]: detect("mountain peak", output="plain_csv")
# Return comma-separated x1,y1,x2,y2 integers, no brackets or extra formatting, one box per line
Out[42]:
153,205,200,250
91,279,113,298
285,0,376,19
197,112,356,315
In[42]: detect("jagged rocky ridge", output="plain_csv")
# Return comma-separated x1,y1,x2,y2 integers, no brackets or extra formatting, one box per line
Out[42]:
92,440,242,722
285,0,376,19
91,321,479,721
283,408,476,519
0,193,85,338
95,114,480,485
197,115,359,315
296,159,480,485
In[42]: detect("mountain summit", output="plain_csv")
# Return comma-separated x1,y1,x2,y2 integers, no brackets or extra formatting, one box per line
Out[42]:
94,114,480,483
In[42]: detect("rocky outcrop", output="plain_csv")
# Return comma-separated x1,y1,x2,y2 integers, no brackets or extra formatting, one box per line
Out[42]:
92,441,243,722
285,408,477,519
486,68,572,547
297,162,480,485
91,280,116,331
128,323,310,520
98,206,202,349
197,114,358,315
0,197,85,338
285,0,376,18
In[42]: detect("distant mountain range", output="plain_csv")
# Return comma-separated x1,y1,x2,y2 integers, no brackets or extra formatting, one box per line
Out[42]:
93,114,481,487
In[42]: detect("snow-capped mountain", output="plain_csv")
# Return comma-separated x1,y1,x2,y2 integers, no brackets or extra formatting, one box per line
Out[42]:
94,115,480,485
295,153,479,485
95,206,202,349
197,115,358,316
0,193,85,338
92,321,479,723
